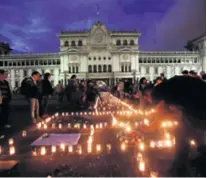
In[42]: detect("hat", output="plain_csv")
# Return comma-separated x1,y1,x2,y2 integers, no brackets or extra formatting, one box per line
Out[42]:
0,69,7,74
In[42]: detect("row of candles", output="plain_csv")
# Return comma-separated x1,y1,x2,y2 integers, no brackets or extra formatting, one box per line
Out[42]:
36,122,108,130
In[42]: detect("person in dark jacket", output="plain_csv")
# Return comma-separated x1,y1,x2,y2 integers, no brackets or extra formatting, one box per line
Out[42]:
41,73,53,117
0,70,12,131
151,76,206,176
24,71,41,123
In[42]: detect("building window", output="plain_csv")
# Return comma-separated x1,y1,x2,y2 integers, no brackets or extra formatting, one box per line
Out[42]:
48,60,51,65
4,61,8,66
24,70,27,77
130,40,134,45
72,66,75,73
88,57,91,60
103,65,107,72
35,60,38,65
123,40,128,46
15,81,19,88
64,41,69,46
152,59,155,63
71,41,76,46
94,57,96,61
78,40,83,46
161,59,164,63
76,66,79,73
98,57,101,60
121,65,124,72
128,65,131,72
88,65,92,73
173,59,176,63
0,61,3,66
57,59,60,65
116,40,121,46
93,65,97,73
194,58,197,63
103,57,106,60
146,67,149,74
69,66,71,73
125,65,128,72
108,65,112,72
98,65,102,72
148,59,151,63
143,59,146,63
139,59,142,63
178,59,181,63
154,67,158,74
108,57,111,60
44,60,47,65
169,59,172,63
31,60,34,65
9,62,12,66
13,62,16,66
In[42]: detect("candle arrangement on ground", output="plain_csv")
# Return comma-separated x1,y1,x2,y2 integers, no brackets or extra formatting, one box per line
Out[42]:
0,92,199,177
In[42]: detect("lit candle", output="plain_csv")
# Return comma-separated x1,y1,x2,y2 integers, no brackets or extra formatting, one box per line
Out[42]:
58,123,62,129
37,122,42,129
106,144,111,152
139,159,145,172
83,124,87,129
96,144,101,153
22,130,27,137
165,140,172,147
150,141,155,148
96,124,99,129
60,143,65,151
52,123,56,128
68,145,73,153
32,149,37,156
51,146,56,153
174,121,178,125
43,124,47,129
150,171,158,178
126,126,132,133
167,121,172,127
87,144,92,153
139,143,145,151
143,119,149,126
121,143,126,151
161,122,166,127
68,123,71,128
78,145,82,154
8,138,14,145
190,139,196,147
71,112,74,116
165,132,170,139
41,146,46,155
62,112,65,116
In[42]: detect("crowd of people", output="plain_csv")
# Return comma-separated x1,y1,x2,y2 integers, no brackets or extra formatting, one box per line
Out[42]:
0,68,206,176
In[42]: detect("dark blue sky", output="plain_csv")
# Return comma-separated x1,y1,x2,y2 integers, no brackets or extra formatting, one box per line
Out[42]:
0,0,205,53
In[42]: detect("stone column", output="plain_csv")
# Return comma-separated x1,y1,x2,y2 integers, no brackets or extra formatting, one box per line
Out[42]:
19,69,24,84
28,69,32,76
54,68,59,86
10,69,15,89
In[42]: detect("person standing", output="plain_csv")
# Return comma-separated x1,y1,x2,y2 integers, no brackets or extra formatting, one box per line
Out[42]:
41,73,53,117
55,81,64,108
0,70,12,130
21,71,41,123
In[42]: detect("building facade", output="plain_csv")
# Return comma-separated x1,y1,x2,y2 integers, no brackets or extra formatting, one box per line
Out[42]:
0,21,205,89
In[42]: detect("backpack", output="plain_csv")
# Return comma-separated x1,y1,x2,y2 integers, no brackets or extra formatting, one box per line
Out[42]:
20,77,30,96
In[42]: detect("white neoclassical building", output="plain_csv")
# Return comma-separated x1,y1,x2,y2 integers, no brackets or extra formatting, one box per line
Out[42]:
0,21,205,89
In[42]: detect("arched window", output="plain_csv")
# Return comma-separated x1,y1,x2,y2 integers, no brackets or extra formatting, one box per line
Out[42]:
57,59,60,65
103,65,107,72
76,66,79,73
78,40,83,46
72,66,75,73
98,65,102,72
121,65,124,72
88,65,92,73
130,40,134,45
123,40,128,46
173,59,176,63
108,65,112,72
161,59,164,63
139,59,142,63
71,41,76,46
116,40,121,46
128,65,131,72
69,66,71,73
125,65,128,72
64,41,69,46
93,65,97,73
